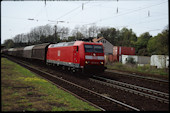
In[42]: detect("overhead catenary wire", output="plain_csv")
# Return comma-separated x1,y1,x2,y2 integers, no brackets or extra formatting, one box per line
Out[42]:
85,0,168,25
21,2,49,34
99,16,168,32
81,1,168,33
127,16,168,27
3,1,167,25
55,6,81,21
8,2,51,39
55,1,90,21
2,0,168,41
45,5,49,21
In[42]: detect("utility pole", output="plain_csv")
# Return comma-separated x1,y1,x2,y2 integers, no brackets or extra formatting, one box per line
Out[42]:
45,0,46,6
53,21,65,43
54,25,57,42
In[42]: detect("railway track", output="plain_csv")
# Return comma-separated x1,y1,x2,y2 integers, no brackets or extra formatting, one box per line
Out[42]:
106,70,169,84
90,75,169,104
3,55,140,111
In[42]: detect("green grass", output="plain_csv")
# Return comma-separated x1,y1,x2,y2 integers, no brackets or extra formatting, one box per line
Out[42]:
106,62,169,78
1,58,100,111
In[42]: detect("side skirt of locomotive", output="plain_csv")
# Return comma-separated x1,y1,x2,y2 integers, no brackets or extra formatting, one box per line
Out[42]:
46,59,80,72
46,59,106,74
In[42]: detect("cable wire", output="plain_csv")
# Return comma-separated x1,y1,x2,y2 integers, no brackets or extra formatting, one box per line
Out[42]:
89,0,168,25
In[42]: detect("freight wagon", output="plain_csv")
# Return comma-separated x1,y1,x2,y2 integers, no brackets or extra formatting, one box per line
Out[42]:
23,45,35,59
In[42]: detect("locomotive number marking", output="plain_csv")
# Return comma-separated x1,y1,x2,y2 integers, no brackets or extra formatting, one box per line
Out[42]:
58,50,60,56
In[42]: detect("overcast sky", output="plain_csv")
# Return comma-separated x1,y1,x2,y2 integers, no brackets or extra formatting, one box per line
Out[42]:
1,0,169,44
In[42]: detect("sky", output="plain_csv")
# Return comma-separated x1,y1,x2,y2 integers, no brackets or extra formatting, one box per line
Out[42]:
1,0,169,44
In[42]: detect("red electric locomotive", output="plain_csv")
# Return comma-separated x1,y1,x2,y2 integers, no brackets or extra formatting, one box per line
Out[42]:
46,41,105,73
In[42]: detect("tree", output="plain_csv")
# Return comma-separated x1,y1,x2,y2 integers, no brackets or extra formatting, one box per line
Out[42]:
44,35,61,43
68,36,76,41
147,25,169,55
135,32,152,56
97,27,118,45
118,28,137,47
59,27,69,40
3,39,14,48
159,26,169,55
72,26,85,39
88,24,99,38
147,36,158,55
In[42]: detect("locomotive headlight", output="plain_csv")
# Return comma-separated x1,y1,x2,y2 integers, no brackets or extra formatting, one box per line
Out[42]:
85,61,90,64
100,62,104,64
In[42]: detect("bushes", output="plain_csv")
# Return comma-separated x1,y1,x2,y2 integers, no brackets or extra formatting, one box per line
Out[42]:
106,62,168,76
126,57,136,64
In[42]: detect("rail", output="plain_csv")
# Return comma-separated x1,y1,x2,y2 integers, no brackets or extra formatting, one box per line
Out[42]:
91,75,169,104
4,55,140,111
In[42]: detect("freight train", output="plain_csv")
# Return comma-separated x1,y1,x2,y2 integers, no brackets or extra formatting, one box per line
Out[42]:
2,41,106,73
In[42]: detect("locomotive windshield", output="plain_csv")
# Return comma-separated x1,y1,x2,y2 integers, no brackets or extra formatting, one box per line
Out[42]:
84,45,103,53
84,45,93,53
94,45,103,53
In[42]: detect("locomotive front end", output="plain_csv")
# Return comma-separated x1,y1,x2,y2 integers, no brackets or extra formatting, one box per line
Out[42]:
83,43,105,73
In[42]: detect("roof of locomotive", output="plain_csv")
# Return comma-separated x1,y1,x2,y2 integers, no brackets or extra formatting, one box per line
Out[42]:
74,41,103,46
48,41,103,48
48,41,75,48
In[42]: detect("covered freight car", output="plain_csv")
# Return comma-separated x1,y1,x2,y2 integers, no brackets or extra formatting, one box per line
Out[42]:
7,48,13,56
8,48,17,56
23,45,35,59
1,49,8,55
15,47,24,57
32,43,51,61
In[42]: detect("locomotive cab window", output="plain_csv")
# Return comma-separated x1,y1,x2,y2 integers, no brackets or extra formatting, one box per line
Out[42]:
84,45,103,53
94,45,103,53
84,45,93,53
